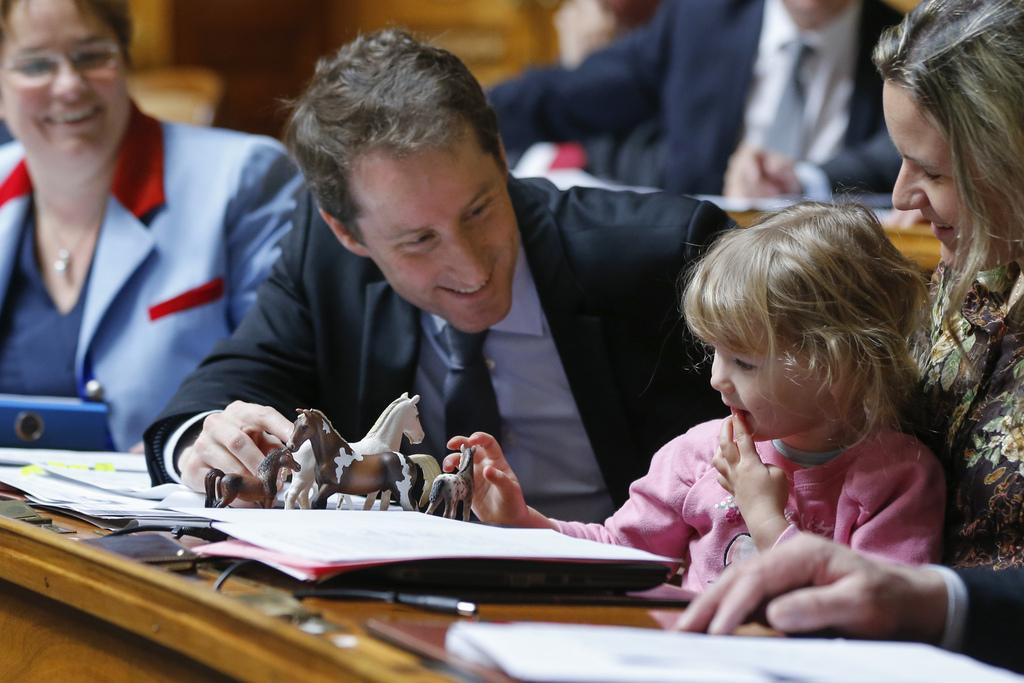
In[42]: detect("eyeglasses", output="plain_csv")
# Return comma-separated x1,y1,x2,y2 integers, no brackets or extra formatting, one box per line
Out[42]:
4,41,121,86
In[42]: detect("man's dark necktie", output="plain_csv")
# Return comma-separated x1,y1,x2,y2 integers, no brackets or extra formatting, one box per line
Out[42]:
443,325,502,444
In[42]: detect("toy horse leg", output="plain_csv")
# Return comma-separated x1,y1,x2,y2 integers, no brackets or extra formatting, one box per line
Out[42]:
336,494,350,510
461,498,471,522
216,476,239,508
284,484,299,510
204,468,224,508
311,483,332,509
261,486,276,509
424,497,441,516
378,489,392,512
363,490,379,511
262,483,278,509
285,485,307,509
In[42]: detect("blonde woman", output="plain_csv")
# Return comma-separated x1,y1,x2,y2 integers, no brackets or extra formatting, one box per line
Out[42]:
681,2,1024,672
448,202,944,592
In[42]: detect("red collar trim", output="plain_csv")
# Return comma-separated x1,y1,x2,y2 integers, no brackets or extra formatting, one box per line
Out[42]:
112,104,165,218
0,160,31,208
0,103,166,218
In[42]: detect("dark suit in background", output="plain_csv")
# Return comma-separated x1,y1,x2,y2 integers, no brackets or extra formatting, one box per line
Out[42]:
145,178,731,506
490,0,902,195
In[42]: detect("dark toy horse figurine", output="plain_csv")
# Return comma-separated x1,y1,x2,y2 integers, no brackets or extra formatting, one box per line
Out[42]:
425,445,474,521
287,407,440,511
204,446,300,509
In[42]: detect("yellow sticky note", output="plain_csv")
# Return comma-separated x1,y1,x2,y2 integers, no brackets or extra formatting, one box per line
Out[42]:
20,464,45,476
94,463,116,472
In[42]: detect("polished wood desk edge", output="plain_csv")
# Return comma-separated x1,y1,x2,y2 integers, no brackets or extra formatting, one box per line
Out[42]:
729,210,940,272
0,516,450,683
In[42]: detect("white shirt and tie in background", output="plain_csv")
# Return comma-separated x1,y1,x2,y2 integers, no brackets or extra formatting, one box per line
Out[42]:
515,0,868,203
725,0,864,200
746,0,861,166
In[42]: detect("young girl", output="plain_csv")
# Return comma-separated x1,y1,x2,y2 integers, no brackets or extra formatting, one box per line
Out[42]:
447,202,945,593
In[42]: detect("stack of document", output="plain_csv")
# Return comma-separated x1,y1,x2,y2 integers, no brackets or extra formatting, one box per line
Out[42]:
186,508,677,583
0,449,676,591
0,447,207,528
447,622,1024,683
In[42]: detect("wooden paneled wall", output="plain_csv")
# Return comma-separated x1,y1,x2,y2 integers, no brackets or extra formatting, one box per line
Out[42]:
127,0,916,137
128,0,558,137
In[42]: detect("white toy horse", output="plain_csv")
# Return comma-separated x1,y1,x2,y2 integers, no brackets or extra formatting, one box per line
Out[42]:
284,393,436,510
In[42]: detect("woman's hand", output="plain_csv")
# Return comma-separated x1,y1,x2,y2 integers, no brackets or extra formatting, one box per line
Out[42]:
445,432,555,529
712,415,790,550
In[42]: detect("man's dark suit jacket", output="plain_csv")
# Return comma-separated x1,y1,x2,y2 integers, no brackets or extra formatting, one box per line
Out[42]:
957,567,1024,673
145,178,732,507
490,0,902,195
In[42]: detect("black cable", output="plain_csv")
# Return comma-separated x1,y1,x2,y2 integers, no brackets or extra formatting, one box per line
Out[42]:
102,521,228,542
212,559,255,592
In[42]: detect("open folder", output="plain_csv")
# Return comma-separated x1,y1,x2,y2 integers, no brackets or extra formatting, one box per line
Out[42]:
186,509,678,591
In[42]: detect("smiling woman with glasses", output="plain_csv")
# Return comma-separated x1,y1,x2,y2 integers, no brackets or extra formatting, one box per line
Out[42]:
0,0,303,452
4,38,120,85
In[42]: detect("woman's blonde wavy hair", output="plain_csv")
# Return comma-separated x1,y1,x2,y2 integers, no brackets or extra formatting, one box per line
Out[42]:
874,0,1024,330
682,202,928,443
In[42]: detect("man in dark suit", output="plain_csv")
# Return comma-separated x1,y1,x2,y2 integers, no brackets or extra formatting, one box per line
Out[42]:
490,0,902,196
144,29,731,522
677,533,1024,674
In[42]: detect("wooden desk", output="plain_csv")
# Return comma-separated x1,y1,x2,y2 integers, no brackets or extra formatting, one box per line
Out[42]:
883,224,942,273
729,210,941,273
0,511,681,682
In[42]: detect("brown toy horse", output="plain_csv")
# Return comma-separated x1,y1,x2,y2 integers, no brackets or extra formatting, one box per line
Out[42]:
287,407,440,511
204,446,300,509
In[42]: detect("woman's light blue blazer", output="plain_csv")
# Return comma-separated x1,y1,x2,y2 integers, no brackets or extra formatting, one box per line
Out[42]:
0,106,303,450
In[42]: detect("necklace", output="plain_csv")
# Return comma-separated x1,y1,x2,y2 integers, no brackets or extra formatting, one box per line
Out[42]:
53,247,72,274
47,226,97,278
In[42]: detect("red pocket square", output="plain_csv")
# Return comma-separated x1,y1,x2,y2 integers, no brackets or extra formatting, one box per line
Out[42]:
549,142,587,170
148,277,224,321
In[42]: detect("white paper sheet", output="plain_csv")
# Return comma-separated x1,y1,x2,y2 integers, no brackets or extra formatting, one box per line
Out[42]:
180,508,677,565
0,447,147,471
0,464,207,525
446,622,1024,683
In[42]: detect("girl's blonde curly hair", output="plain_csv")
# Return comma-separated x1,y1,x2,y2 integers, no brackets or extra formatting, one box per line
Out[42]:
682,202,928,443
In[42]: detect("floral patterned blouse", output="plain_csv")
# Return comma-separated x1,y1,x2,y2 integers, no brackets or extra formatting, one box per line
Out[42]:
918,261,1024,568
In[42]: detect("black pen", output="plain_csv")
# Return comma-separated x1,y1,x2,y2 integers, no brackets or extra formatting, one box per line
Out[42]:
294,588,477,617
393,593,477,616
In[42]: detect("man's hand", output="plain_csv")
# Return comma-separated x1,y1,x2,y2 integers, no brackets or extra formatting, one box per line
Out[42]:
675,532,949,643
724,144,801,198
555,0,617,67
445,432,555,529
178,401,294,491
712,415,789,551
